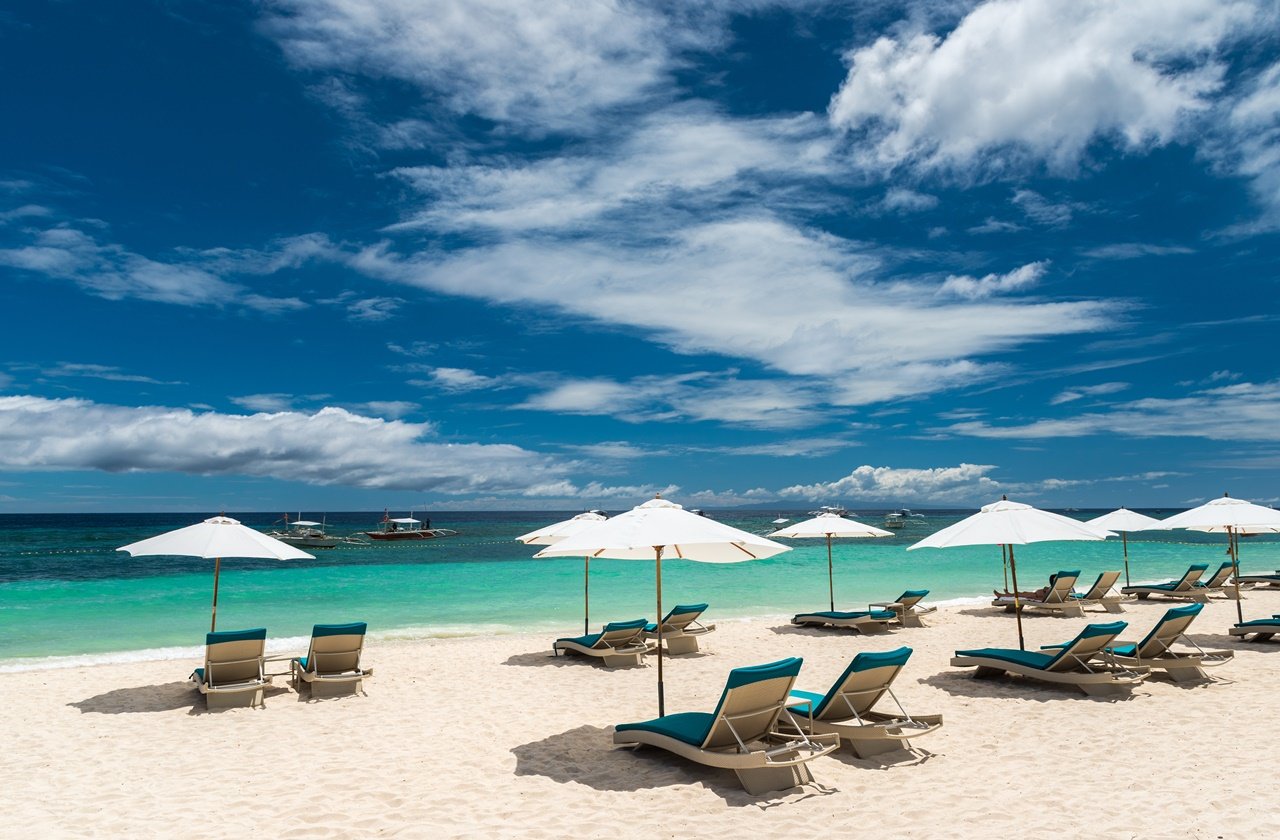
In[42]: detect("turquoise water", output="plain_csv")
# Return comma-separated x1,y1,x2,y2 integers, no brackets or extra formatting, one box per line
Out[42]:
2,510,1277,668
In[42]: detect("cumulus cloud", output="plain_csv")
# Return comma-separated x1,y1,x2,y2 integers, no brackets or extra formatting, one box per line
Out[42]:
778,463,1002,504
0,396,580,495
937,261,1047,300
947,379,1280,441
829,0,1256,175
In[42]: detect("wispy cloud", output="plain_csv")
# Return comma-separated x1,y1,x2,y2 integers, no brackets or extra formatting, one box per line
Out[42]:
38,362,184,386
1049,381,1130,405
1082,242,1196,260
937,261,1047,300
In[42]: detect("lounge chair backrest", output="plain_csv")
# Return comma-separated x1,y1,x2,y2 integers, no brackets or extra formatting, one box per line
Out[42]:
812,647,911,720
701,657,802,750
1199,562,1233,589
1171,564,1209,590
896,590,929,608
1043,571,1081,603
1080,571,1120,600
204,627,266,686
596,619,648,649
655,603,709,633
302,622,367,675
1044,622,1127,671
1135,604,1202,658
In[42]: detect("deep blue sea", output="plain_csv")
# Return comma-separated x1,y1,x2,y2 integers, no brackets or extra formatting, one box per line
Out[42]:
2,509,1276,669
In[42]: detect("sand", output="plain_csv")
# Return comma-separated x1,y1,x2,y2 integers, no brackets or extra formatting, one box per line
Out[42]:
3,592,1279,839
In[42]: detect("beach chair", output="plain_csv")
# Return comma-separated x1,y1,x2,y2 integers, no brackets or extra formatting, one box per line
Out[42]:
991,570,1083,617
1236,570,1280,588
781,647,943,757
643,603,716,654
1121,563,1210,602
189,627,270,709
951,622,1148,697
553,619,654,667
791,608,895,634
613,658,840,795
1194,561,1241,600
867,590,936,628
1046,604,1232,683
1071,571,1133,613
1229,616,1280,641
290,622,374,697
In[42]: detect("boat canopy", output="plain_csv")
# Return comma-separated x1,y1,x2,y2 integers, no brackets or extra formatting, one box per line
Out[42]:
291,520,322,527
389,517,421,524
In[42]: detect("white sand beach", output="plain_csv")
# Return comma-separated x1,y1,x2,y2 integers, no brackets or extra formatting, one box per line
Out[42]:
3,593,1279,839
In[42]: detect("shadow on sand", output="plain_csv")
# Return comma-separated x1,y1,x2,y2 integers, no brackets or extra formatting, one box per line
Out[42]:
69,680,291,715
922,669,1145,703
511,724,837,807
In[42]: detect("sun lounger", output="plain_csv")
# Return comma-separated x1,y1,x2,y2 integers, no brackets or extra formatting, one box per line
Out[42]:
1045,604,1232,683
643,603,716,654
1236,570,1280,588
1230,616,1280,641
781,647,942,757
868,590,936,628
554,619,654,667
1121,563,1210,602
189,627,270,708
1071,570,1134,613
991,570,1083,617
290,622,374,697
792,608,895,634
1194,561,1241,599
613,657,840,795
951,621,1148,697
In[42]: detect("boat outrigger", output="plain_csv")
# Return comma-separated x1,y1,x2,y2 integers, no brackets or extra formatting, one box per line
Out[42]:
364,512,458,541
268,514,366,548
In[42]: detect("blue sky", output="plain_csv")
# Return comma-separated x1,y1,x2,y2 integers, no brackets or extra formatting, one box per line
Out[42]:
1,0,1279,512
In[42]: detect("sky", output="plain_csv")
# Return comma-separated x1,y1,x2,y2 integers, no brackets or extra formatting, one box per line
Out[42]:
1,0,1279,513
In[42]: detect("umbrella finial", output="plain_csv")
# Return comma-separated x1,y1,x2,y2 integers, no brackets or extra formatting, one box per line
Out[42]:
654,492,662,499
1001,494,1007,501
1224,491,1230,497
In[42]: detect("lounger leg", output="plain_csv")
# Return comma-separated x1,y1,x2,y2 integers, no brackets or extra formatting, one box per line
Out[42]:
602,652,644,667
1162,666,1209,684
898,612,925,629
1102,602,1125,614
854,622,891,635
848,738,909,758
1189,592,1209,604
204,688,263,710
308,679,363,698
1224,589,1242,601
663,635,700,655
1062,604,1085,618
734,763,813,795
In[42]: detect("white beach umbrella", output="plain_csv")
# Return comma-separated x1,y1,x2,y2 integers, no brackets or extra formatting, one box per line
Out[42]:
1158,494,1280,622
516,511,607,635
908,497,1113,650
1087,508,1163,587
768,513,893,612
118,516,314,631
536,496,790,715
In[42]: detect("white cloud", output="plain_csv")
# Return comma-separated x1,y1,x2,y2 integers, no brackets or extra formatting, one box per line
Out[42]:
0,396,579,495
1082,242,1196,260
947,378,1280,441
829,0,1256,175
881,187,939,213
39,363,183,386
419,367,509,393
1049,381,1130,405
346,296,405,322
937,261,1047,300
1218,60,1280,231
778,463,1002,504
0,225,307,312
1012,189,1084,227
0,204,53,223
966,218,1023,234
230,393,298,413
259,0,687,136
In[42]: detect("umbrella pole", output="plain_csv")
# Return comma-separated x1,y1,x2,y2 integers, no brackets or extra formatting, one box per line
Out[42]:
1122,531,1130,588
1230,528,1244,624
655,545,665,717
210,556,221,632
584,556,590,636
1001,544,1009,591
1008,545,1025,651
827,534,835,612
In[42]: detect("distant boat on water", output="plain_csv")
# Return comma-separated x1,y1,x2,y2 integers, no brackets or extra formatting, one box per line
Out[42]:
808,505,848,517
267,514,365,548
364,511,458,541
883,508,926,529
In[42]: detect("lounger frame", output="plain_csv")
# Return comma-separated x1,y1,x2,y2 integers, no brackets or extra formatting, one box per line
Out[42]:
642,603,717,654
190,628,270,709
291,623,374,697
868,590,936,628
792,610,893,634
952,623,1149,697
554,620,655,667
991,571,1083,617
1121,564,1209,602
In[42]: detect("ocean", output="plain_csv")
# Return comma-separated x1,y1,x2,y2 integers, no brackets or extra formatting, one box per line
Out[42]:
2,509,1276,670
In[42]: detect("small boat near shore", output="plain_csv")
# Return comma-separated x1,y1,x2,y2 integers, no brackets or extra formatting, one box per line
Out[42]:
268,515,367,548
364,513,458,541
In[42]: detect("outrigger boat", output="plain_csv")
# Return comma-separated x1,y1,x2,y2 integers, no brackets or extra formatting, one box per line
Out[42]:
364,512,458,542
268,515,365,548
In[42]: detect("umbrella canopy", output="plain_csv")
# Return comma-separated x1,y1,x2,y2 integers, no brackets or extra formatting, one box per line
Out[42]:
118,516,313,631
537,497,790,714
1087,507,1163,587
516,512,607,635
908,498,1112,650
1157,495,1280,622
769,513,893,611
